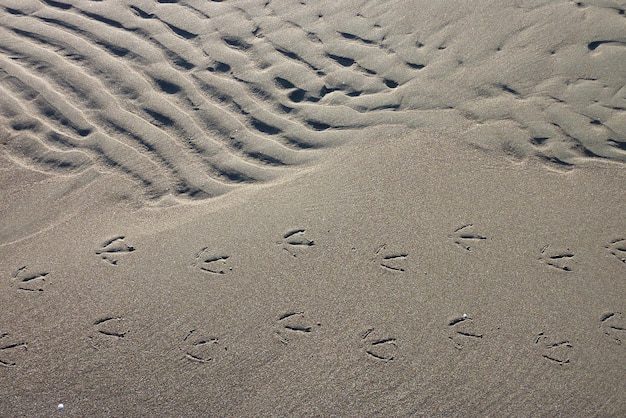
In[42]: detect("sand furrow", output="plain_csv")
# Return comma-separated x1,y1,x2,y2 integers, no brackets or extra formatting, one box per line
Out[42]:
0,28,237,198
158,8,360,146
0,84,93,174
0,6,296,196
26,6,307,170
30,2,332,174
0,52,94,138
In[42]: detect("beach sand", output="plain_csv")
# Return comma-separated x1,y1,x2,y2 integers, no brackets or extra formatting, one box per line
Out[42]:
1,0,625,416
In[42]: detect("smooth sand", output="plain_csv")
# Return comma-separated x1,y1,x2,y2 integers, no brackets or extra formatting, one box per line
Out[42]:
1,0,625,416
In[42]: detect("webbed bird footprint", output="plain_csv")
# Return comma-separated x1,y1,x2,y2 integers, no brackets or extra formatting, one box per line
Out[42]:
535,333,574,365
193,247,232,274
96,236,136,265
373,245,408,272
600,312,626,346
281,229,315,257
450,225,487,251
361,328,398,362
11,266,49,292
539,245,574,271
275,311,319,344
447,314,483,349
0,333,27,367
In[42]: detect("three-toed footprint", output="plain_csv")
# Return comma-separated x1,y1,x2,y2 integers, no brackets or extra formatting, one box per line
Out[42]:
89,316,129,349
11,266,50,292
534,332,574,365
450,225,487,252
96,236,136,265
600,312,626,346
539,245,575,272
193,247,232,274
373,244,408,272
447,314,484,349
280,229,315,257
0,333,27,367
275,311,320,344
361,328,398,362
181,329,226,363
605,239,626,265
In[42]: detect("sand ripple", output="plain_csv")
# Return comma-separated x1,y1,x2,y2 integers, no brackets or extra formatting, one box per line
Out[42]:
0,0,624,202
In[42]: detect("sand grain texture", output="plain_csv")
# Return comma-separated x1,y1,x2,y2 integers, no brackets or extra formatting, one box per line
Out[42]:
1,0,625,416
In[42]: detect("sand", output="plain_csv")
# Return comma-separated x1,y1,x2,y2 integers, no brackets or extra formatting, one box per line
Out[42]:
1,0,625,416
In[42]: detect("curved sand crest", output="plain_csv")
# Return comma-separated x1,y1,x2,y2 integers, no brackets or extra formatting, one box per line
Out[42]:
0,0,624,204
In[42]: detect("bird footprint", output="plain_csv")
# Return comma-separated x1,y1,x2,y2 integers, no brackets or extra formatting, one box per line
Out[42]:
600,312,626,345
96,236,136,265
275,311,320,344
447,314,483,349
539,245,574,272
89,316,129,350
0,333,27,367
450,225,487,252
182,330,225,363
361,328,398,362
606,239,626,265
11,266,49,292
535,333,574,365
281,229,315,257
193,248,232,274
373,244,408,272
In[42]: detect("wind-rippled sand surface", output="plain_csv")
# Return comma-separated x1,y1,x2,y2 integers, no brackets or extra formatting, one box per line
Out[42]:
1,0,624,202
0,0,625,416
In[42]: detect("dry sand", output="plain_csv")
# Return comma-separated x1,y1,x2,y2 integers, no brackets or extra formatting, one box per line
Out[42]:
1,0,625,416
